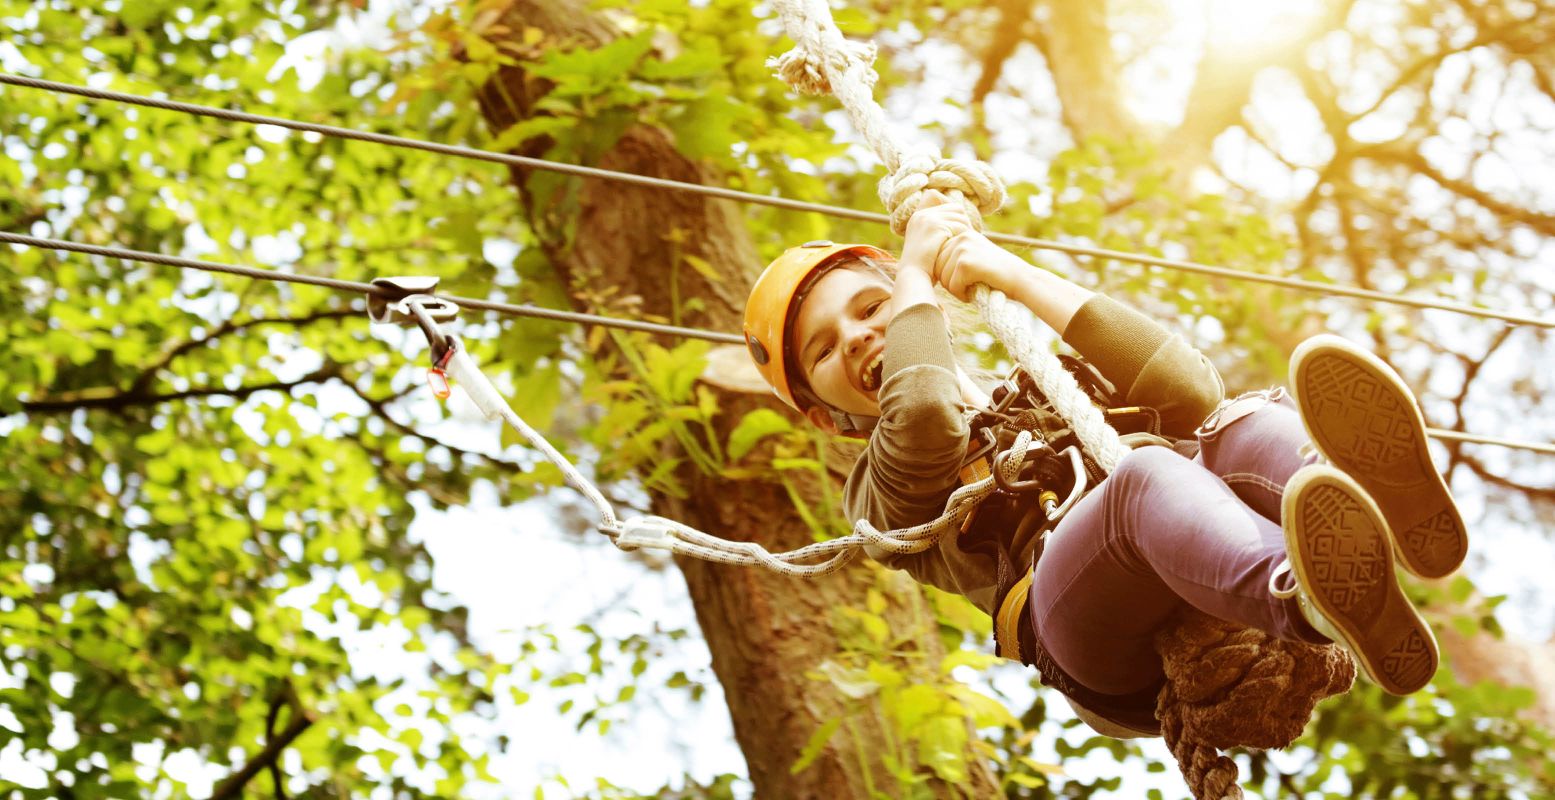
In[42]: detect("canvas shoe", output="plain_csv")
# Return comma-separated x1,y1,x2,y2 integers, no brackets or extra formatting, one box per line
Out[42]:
1273,464,1439,695
1290,334,1468,578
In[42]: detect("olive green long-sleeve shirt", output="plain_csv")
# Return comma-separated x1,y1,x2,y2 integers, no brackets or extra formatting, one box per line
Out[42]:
843,295,1225,615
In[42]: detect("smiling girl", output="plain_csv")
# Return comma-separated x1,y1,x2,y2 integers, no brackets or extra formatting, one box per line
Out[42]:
742,192,1467,737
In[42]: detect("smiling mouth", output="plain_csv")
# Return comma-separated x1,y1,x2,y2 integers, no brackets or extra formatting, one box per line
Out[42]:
860,354,885,392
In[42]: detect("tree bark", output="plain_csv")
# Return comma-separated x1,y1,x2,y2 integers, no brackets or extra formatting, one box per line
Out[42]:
1035,0,1140,143
474,2,999,795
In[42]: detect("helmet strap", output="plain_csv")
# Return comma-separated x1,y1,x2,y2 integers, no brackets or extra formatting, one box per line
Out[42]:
828,407,878,437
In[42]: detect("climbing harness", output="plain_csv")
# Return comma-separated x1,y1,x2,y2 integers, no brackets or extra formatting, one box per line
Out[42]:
954,358,1186,733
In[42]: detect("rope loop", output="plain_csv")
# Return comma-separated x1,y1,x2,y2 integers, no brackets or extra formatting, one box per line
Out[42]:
880,148,1007,235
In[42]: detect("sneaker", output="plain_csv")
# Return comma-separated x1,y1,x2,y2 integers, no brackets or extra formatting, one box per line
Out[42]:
1290,334,1468,578
1275,464,1439,695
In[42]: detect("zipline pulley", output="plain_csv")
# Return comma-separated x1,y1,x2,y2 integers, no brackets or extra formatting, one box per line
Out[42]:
368,276,460,361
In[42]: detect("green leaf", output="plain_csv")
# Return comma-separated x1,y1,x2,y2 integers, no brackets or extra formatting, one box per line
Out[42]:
812,660,879,699
790,717,842,775
915,716,969,784
947,685,1018,729
939,650,1003,675
506,363,564,433
891,684,943,733
726,409,793,460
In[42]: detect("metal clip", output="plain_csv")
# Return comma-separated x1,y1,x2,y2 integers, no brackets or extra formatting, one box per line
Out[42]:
401,295,458,363
990,443,1088,522
992,438,1054,494
367,276,452,325
614,517,680,553
367,277,460,364
1045,447,1088,521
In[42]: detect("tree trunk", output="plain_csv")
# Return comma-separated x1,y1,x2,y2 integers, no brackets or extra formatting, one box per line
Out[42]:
1035,0,1140,142
473,1,999,795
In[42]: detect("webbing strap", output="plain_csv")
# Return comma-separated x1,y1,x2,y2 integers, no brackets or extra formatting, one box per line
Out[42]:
995,571,1034,660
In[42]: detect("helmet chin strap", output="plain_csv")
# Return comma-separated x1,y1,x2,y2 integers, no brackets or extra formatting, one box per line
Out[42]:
828,407,878,436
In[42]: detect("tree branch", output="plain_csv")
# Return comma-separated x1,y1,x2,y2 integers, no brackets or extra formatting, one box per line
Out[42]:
21,364,342,414
1160,0,1355,178
350,383,532,474
211,683,313,800
128,308,357,396
970,0,1036,106
266,686,292,800
1441,325,1516,475
1364,143,1555,237
1032,0,1139,141
1459,452,1555,502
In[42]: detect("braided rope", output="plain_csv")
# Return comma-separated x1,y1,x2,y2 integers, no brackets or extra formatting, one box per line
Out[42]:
1154,611,1356,800
448,328,1042,575
766,8,1360,799
612,430,1035,575
767,0,1125,473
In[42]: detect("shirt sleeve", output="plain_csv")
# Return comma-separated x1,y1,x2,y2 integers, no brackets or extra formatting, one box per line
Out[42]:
1060,295,1225,439
844,302,967,531
840,304,998,607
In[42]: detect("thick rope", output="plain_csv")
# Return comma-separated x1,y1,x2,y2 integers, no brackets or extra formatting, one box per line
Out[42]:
976,288,1129,470
767,5,1360,796
768,0,1126,473
1154,610,1356,800
445,334,1037,575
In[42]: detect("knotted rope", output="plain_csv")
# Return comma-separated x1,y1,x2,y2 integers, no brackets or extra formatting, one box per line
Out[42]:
768,0,1124,472
767,3,1354,796
1155,611,1356,799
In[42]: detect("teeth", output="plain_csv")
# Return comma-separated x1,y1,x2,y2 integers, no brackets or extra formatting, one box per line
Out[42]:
861,355,884,391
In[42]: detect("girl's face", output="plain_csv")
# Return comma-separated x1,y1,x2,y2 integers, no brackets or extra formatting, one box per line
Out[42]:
789,266,893,429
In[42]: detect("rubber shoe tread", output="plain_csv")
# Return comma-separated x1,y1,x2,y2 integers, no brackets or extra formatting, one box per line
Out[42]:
1290,335,1467,578
1282,465,1438,695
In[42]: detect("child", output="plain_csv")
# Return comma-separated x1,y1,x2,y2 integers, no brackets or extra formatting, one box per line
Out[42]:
741,192,1468,737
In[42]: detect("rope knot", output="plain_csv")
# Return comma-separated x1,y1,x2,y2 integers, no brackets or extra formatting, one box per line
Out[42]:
879,149,1007,235
768,38,878,97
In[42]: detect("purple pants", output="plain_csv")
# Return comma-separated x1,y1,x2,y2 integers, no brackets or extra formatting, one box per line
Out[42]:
1028,389,1327,697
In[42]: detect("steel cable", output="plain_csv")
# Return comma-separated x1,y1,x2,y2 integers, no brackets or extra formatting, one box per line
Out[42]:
3,77,1553,455
6,231,1552,455
2,72,1552,330
0,232,742,344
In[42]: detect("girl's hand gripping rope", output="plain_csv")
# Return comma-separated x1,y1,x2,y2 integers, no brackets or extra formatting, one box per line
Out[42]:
900,189,975,277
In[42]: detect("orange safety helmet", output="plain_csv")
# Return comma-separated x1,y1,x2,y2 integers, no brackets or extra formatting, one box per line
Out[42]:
743,240,895,410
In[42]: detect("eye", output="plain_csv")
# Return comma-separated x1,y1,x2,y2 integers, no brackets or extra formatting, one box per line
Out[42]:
812,344,833,367
862,300,883,318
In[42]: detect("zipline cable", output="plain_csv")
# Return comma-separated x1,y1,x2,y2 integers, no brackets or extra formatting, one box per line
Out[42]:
0,232,743,344
6,230,1554,457
3,73,1553,331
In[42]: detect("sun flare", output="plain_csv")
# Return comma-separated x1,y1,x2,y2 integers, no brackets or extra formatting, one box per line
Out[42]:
1203,0,1329,58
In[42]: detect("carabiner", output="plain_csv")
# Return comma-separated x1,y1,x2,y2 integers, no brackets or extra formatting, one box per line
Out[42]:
992,442,1051,493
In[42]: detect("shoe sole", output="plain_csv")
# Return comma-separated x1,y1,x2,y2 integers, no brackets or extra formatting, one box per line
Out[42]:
1290,335,1467,578
1283,465,1438,695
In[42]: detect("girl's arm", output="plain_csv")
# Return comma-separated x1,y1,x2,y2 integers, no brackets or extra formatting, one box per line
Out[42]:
935,232,1224,438
935,230,1093,334
839,195,997,607
842,303,995,610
